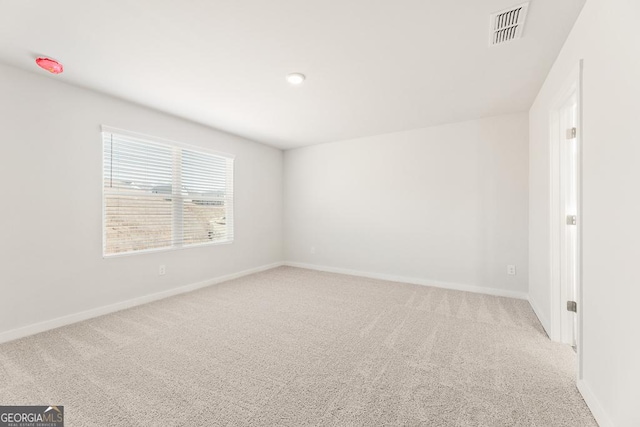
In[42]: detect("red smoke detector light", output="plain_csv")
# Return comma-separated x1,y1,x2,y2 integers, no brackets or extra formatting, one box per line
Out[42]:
36,57,64,74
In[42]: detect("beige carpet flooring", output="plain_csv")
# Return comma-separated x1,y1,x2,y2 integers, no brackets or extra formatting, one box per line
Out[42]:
0,267,596,426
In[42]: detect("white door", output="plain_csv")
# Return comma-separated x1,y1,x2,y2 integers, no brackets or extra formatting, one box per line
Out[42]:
559,92,579,348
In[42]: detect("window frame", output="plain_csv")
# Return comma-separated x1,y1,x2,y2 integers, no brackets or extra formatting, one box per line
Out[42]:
101,125,235,258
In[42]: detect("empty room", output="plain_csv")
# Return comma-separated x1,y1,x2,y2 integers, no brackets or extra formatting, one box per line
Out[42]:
0,0,638,426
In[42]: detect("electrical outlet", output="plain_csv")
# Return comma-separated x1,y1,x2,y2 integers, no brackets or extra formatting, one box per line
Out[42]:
159,265,166,276
310,246,316,255
507,265,516,276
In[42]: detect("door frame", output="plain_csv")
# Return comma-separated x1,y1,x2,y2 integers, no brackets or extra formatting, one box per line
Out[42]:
548,60,583,379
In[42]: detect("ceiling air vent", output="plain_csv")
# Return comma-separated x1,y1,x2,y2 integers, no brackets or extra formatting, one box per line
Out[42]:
490,2,529,46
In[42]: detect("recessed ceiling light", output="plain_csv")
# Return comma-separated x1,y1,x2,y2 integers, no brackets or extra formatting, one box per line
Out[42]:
286,73,305,85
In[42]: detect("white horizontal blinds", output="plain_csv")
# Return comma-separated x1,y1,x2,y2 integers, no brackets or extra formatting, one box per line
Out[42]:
181,149,234,246
103,133,174,255
102,129,234,256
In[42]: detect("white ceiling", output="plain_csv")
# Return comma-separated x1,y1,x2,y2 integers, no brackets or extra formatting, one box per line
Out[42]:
0,0,585,149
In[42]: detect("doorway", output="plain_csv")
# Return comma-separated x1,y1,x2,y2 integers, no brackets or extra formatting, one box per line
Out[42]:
549,61,583,376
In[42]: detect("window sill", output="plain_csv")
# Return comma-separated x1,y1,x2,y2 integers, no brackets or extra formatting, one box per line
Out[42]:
103,239,234,259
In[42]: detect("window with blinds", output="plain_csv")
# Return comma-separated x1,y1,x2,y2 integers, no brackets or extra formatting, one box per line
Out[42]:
102,127,234,256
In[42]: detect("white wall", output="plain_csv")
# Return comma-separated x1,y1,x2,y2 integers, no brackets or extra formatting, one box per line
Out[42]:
285,114,529,297
0,63,283,338
529,0,640,425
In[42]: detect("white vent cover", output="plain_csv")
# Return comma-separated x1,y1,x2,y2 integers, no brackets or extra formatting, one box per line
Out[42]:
490,2,529,46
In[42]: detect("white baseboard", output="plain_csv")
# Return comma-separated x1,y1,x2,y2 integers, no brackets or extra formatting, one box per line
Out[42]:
284,262,528,300
0,262,283,345
577,379,614,427
527,295,551,336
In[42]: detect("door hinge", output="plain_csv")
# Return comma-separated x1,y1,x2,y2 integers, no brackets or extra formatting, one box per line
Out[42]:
567,301,577,313
566,127,577,139
566,215,577,225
